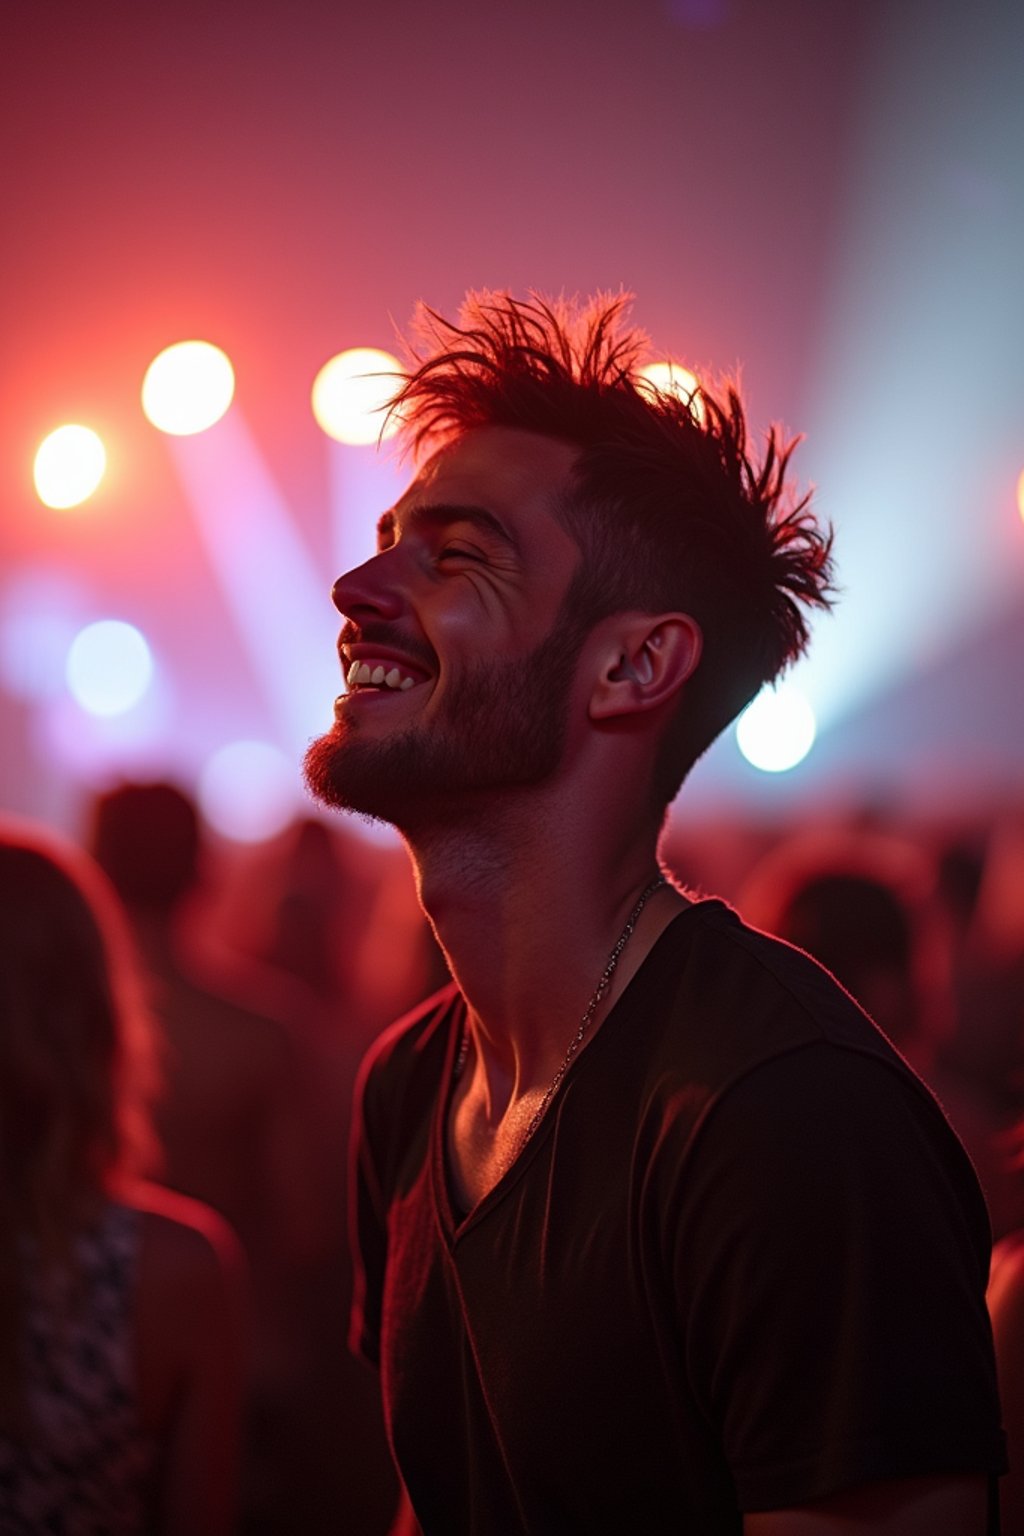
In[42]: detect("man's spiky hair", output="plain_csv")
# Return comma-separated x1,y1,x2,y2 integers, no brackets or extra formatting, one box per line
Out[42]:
387,291,835,801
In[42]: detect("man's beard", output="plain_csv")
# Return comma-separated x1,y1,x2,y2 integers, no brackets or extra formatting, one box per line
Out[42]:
303,612,587,831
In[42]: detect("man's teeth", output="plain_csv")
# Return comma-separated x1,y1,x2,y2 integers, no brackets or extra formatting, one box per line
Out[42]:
346,661,416,691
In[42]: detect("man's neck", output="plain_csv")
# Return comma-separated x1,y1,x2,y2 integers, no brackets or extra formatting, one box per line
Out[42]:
401,804,686,1109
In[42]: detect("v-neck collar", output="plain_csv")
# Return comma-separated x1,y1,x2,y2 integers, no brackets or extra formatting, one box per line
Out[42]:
431,900,720,1243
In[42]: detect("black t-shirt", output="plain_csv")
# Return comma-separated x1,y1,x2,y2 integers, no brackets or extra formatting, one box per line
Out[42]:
350,899,1006,1534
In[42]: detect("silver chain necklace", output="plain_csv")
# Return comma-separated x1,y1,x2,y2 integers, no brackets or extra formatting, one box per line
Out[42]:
453,874,666,1154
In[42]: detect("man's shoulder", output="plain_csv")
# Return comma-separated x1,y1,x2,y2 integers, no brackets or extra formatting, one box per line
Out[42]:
357,980,463,1115
648,904,992,1259
352,982,463,1197
632,890,939,1118
660,895,895,1058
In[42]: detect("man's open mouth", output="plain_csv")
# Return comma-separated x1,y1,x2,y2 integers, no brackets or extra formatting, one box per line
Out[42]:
345,659,421,693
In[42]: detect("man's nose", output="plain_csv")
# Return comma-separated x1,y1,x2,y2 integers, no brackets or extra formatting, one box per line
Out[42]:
331,551,405,621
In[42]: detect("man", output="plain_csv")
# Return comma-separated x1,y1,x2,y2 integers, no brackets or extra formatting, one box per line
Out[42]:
304,293,1005,1533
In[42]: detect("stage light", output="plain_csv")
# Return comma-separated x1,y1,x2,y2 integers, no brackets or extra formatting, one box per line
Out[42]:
312,347,404,445
1017,468,1024,524
142,341,235,436
33,425,106,509
640,361,704,422
198,739,298,843
65,619,154,717
736,682,817,773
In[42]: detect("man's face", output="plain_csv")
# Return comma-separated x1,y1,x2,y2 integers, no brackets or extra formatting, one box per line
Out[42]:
304,427,586,830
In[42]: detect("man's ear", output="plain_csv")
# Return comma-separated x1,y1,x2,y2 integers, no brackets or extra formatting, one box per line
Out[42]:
589,613,703,721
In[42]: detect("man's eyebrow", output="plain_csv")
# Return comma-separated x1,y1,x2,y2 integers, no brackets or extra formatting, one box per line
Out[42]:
376,509,396,543
378,502,521,553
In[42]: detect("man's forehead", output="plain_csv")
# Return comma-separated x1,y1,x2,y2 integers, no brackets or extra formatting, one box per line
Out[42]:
402,426,580,515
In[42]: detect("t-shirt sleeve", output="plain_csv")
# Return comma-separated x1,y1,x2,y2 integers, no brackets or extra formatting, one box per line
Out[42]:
670,1041,1006,1510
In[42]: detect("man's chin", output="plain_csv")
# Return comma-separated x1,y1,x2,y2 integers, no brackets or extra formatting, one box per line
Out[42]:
303,727,407,826
303,729,364,813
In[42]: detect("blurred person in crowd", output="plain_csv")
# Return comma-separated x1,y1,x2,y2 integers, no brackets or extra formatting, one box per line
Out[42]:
938,833,988,946
303,290,1004,1533
88,783,317,1283
738,827,945,1053
90,782,397,1534
0,819,245,1533
944,810,1024,1127
224,814,446,1052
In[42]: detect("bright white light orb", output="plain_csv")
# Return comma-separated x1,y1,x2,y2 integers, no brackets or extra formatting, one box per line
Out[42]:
65,620,154,717
142,340,235,435
198,740,298,843
33,425,107,509
640,361,704,422
736,682,817,773
312,347,403,445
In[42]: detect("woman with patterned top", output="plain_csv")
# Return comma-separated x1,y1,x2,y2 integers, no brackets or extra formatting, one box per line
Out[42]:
0,819,246,1534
